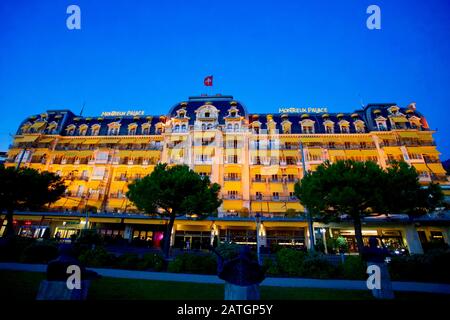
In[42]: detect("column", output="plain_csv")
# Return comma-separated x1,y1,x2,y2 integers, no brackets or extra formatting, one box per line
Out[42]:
123,225,133,241
403,225,423,254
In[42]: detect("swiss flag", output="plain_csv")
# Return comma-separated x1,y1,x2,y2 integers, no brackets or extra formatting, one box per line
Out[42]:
204,75,213,86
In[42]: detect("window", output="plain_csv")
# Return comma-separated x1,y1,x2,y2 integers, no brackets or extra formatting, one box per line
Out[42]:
92,167,106,180
302,125,314,134
128,127,137,135
142,127,149,135
91,126,100,136
108,127,120,136
227,190,238,199
254,174,262,182
255,192,263,200
272,192,280,200
228,155,238,164
204,112,210,118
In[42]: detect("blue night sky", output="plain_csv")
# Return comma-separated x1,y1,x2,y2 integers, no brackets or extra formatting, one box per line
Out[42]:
1,0,449,158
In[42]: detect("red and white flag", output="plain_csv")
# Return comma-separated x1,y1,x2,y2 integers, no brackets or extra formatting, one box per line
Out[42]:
204,75,213,86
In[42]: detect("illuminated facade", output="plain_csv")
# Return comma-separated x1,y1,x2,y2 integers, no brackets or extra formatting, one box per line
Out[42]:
2,95,450,253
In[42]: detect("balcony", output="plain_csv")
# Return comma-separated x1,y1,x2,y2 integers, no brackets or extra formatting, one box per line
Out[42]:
109,193,127,199
224,176,241,181
251,195,298,202
222,194,242,200
114,176,129,182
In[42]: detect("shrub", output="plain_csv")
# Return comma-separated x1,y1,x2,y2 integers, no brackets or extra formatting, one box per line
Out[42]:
115,253,141,270
275,248,306,276
215,242,241,260
389,249,450,283
72,229,104,256
335,236,349,253
299,254,336,279
339,255,367,280
0,237,35,262
78,246,115,268
168,253,217,274
20,240,59,264
137,253,165,271
262,257,280,276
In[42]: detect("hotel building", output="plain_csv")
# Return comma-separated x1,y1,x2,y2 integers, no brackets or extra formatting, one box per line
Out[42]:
1,95,449,253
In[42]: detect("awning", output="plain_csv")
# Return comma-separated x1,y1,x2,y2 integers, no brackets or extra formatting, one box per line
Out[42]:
98,139,120,144
82,139,100,145
300,137,324,143
328,150,346,157
16,135,39,143
222,200,244,211
117,150,159,158
32,150,49,157
223,181,242,191
427,164,447,174
280,137,300,143
306,148,323,155
269,184,284,192
194,165,212,173
397,132,419,139
224,165,242,174
68,139,85,145
412,164,429,172
345,150,363,157
383,147,404,155
417,133,434,141
119,137,152,144
38,137,54,143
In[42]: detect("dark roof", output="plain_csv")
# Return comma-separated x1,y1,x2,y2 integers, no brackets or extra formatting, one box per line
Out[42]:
16,97,429,136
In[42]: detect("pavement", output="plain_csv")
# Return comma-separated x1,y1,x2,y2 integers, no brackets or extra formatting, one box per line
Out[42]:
1,262,450,294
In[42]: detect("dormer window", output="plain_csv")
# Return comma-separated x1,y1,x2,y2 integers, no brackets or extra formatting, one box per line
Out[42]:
375,116,388,131
409,116,421,130
155,122,164,134
128,127,137,135
78,125,88,136
323,120,334,134
300,120,315,134
231,111,236,117
66,125,76,136
108,127,119,136
354,120,365,133
91,125,100,136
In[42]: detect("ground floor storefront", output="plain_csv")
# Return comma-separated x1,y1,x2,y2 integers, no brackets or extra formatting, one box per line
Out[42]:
1,212,449,254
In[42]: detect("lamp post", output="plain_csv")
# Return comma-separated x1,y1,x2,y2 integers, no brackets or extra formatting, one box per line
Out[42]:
299,142,315,252
255,212,262,265
320,228,328,255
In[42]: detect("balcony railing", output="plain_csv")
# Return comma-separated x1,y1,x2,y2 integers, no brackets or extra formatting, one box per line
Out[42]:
222,194,242,200
251,195,298,202
224,176,241,181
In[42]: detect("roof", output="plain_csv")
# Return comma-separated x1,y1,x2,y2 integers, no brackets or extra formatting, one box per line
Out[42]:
15,96,430,136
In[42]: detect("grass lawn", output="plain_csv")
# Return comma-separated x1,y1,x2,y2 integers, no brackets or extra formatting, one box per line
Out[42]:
0,270,447,300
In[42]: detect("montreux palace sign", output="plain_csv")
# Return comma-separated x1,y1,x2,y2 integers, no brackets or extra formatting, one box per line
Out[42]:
100,110,145,117
278,107,328,114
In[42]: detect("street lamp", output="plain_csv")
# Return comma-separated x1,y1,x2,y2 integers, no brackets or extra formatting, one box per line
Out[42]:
255,212,262,265
320,228,328,255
